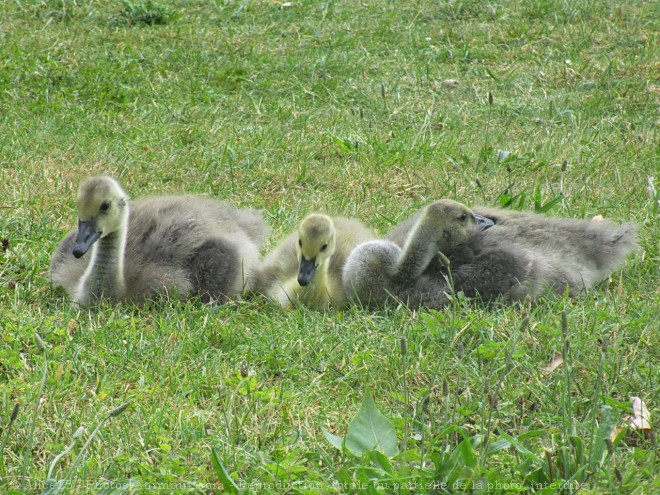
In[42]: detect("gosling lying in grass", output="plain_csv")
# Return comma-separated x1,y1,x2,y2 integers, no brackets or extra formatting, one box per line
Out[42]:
51,176,270,305
388,203,639,293
258,214,374,310
343,200,494,309
345,199,638,309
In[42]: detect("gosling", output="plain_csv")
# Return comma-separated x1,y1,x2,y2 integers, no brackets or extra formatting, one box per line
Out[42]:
258,214,374,310
343,200,494,309
346,199,638,309
50,176,270,305
387,201,639,298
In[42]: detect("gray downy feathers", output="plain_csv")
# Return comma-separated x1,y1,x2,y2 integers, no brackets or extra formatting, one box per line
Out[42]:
345,200,638,309
50,176,270,305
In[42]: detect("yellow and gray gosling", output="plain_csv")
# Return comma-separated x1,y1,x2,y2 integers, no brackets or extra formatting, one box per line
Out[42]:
258,214,374,310
50,176,270,305
387,201,639,298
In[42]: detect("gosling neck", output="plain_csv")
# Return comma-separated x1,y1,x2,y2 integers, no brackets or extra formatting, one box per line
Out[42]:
395,218,447,282
76,210,129,305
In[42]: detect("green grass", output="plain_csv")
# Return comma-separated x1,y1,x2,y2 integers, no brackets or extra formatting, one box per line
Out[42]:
0,0,658,493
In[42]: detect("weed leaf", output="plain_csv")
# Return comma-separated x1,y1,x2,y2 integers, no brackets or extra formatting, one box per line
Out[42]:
344,388,398,457
458,438,478,468
497,430,539,460
486,438,511,455
210,448,240,494
365,450,395,475
329,133,354,152
322,427,345,451
590,405,620,469
536,195,564,213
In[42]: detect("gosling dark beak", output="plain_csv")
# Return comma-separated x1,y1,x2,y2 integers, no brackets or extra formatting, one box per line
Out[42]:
473,213,495,231
72,220,101,258
297,257,317,286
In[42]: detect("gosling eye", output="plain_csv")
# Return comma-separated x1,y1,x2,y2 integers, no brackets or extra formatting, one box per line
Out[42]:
320,243,328,252
460,212,468,222
100,201,111,213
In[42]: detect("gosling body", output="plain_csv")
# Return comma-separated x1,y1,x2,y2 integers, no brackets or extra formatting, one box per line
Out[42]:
343,200,494,309
51,176,270,305
388,203,638,298
470,207,639,289
345,200,638,309
258,214,374,309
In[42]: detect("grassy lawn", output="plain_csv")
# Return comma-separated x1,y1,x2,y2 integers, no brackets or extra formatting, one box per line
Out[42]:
1,0,658,493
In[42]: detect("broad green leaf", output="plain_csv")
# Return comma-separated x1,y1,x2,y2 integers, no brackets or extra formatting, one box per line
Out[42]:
365,449,394,475
524,465,550,485
602,397,633,411
476,340,506,359
570,435,586,465
498,430,539,460
517,429,547,442
330,133,354,152
458,438,478,468
344,388,398,458
537,195,564,213
471,434,485,449
322,427,345,451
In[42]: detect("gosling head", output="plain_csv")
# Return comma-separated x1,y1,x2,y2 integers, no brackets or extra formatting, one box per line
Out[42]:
72,176,129,259
422,199,494,248
296,214,336,287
